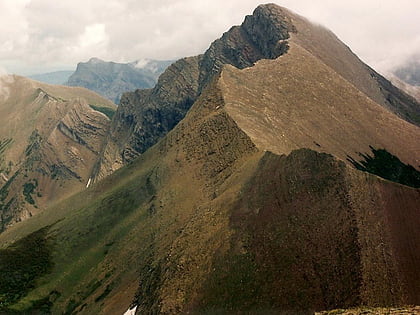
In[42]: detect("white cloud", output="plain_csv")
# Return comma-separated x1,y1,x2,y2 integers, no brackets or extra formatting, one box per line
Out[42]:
0,0,419,75
79,24,108,48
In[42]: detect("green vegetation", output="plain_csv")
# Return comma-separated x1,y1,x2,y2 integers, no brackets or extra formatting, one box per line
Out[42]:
23,179,38,205
349,146,420,188
0,227,53,312
89,105,116,120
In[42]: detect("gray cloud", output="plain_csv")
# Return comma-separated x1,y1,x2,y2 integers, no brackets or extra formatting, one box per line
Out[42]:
0,0,419,75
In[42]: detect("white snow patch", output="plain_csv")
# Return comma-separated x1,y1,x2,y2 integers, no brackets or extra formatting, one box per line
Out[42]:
123,305,137,315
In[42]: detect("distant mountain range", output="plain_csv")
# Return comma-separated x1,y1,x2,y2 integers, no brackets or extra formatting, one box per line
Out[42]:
66,58,173,103
29,70,74,85
29,58,173,104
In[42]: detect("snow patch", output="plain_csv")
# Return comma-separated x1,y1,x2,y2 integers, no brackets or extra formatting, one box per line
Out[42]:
123,305,137,315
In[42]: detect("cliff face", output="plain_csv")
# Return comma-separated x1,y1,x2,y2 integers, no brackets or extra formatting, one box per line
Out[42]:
0,75,115,231
198,4,296,91
95,56,201,179
98,5,298,178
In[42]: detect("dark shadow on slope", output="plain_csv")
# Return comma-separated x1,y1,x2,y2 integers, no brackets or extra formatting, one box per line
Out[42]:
0,226,53,312
199,149,362,313
348,146,420,188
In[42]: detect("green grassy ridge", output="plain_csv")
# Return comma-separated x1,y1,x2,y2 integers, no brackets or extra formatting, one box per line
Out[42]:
5,154,161,313
348,146,420,188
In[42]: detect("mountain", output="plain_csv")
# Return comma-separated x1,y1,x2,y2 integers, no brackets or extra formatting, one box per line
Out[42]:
0,75,116,232
0,4,419,314
29,71,74,85
66,58,173,103
95,2,420,181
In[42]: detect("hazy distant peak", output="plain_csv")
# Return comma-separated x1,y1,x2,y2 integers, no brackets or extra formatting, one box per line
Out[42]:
67,58,173,103
87,57,105,64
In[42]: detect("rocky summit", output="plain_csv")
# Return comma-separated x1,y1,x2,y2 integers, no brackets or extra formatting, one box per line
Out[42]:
0,4,419,315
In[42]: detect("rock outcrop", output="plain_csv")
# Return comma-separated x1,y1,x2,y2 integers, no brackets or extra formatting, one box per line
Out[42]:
95,56,201,178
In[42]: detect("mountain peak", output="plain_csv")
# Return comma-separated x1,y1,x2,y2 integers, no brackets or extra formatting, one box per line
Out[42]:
87,57,105,64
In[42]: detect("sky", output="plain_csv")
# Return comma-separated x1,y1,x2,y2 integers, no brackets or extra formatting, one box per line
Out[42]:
0,0,419,76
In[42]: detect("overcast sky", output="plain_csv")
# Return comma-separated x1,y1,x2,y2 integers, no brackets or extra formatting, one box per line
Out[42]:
0,0,419,75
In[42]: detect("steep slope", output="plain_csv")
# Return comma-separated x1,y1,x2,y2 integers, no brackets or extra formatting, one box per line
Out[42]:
0,4,419,314
66,58,173,103
98,3,420,181
283,6,420,126
0,75,116,231
220,43,419,168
